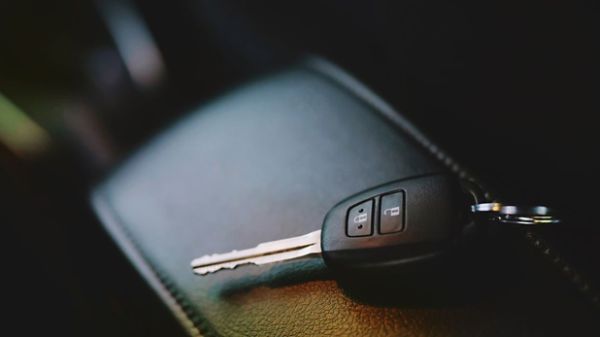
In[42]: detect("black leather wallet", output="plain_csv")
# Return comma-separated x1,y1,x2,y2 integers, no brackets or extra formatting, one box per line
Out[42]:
92,58,598,337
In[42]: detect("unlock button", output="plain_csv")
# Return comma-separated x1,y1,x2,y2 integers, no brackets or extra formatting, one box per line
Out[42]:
380,192,405,234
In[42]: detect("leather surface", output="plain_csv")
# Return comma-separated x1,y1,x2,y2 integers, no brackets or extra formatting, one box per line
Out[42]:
92,61,599,336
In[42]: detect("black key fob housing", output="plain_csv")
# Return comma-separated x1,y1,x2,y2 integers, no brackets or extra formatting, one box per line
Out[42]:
322,174,472,270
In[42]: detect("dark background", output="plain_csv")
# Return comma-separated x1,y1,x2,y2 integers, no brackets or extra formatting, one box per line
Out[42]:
1,1,598,336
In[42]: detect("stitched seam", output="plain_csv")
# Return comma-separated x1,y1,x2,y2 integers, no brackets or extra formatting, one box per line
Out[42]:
524,230,599,308
306,57,599,309
93,192,211,337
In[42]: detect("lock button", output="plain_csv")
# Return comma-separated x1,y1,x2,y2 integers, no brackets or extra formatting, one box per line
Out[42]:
379,191,405,234
346,199,373,237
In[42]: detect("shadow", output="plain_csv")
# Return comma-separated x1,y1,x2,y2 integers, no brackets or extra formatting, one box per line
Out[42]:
214,258,334,297
334,232,525,307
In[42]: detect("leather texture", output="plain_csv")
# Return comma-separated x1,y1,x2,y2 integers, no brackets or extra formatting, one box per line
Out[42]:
92,60,599,337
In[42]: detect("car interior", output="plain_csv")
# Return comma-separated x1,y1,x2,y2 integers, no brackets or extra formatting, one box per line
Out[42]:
1,1,598,336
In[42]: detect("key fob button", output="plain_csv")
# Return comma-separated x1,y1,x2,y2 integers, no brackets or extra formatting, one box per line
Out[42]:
379,191,405,234
347,199,373,237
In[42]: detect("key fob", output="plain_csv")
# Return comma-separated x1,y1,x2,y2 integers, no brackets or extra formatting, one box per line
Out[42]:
321,173,477,271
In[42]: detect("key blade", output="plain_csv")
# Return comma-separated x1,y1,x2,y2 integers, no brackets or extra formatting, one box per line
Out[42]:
193,242,322,275
191,230,322,275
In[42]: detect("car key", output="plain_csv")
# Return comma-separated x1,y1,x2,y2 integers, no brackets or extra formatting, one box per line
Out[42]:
191,173,558,275
191,174,466,275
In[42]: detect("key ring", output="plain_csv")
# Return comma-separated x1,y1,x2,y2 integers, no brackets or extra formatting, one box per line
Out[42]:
471,202,561,225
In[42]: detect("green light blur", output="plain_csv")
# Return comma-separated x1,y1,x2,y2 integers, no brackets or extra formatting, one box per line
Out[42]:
0,93,51,158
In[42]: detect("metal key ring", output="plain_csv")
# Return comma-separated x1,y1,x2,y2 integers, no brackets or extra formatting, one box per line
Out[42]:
498,205,554,216
494,214,561,225
471,202,503,213
471,202,561,225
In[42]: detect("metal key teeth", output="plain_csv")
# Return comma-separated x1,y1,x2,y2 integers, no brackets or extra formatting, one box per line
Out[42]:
190,251,247,275
190,230,322,276
191,250,240,265
194,261,245,275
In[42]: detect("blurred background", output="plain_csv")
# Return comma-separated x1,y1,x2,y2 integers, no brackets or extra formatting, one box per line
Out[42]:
1,1,598,336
